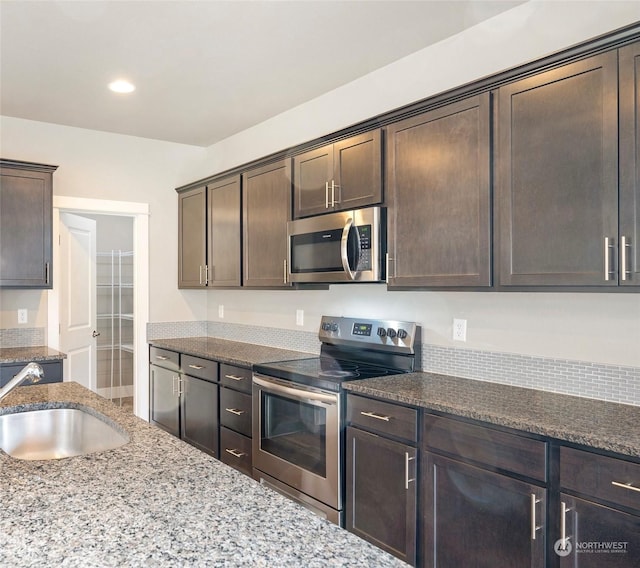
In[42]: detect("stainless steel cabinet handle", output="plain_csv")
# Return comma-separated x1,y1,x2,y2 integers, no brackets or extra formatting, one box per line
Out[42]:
560,501,571,552
199,265,203,286
611,481,640,493
604,237,615,281
225,408,245,416
330,180,337,207
224,374,244,381
155,355,169,361
188,364,204,370
45,262,50,285
225,448,246,458
530,493,542,540
404,452,415,490
360,411,391,422
621,236,631,282
172,375,179,396
283,259,288,284
325,181,329,209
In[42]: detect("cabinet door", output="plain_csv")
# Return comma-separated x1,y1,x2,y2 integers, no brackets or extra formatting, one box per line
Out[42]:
619,41,640,286
242,159,292,287
497,51,618,287
149,364,180,436
208,175,241,287
0,164,53,288
178,185,207,288
333,129,383,211
387,94,492,287
181,374,219,458
423,453,545,568
293,144,333,218
558,495,640,567
346,427,417,565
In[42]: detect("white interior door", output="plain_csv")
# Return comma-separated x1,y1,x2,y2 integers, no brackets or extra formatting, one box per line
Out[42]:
59,212,97,391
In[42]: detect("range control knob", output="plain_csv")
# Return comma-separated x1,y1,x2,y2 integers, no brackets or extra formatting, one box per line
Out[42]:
397,329,408,340
386,328,397,339
321,322,331,331
330,323,339,332
377,327,387,338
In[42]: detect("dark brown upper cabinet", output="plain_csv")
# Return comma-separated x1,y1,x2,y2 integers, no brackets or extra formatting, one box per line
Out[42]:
207,175,241,287
293,130,382,218
386,94,492,288
0,160,57,288
178,185,207,288
619,40,640,287
497,51,621,287
242,159,292,287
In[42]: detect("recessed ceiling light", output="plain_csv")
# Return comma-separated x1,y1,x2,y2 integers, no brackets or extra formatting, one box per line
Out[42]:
108,80,135,94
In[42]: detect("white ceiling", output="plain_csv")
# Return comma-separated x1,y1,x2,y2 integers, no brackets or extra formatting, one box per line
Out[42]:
0,1,523,147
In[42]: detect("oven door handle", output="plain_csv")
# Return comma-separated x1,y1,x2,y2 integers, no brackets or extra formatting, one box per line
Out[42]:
253,376,338,405
340,217,358,281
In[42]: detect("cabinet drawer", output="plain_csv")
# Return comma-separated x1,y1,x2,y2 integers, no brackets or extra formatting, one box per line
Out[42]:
149,347,179,372
347,394,418,443
561,446,640,512
0,360,63,387
181,355,218,383
220,364,252,393
424,414,547,482
220,426,252,477
220,387,252,436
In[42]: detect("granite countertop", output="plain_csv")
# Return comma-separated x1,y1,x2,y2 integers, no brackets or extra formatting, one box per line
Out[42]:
0,382,406,567
0,346,67,364
149,336,316,367
344,373,640,458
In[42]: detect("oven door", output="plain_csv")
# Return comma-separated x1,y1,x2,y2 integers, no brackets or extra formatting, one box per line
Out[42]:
252,374,341,513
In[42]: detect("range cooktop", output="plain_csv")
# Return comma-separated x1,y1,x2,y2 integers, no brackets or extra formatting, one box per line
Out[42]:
253,315,421,392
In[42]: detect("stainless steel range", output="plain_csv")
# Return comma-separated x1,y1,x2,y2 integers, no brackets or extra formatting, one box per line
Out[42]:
252,315,420,525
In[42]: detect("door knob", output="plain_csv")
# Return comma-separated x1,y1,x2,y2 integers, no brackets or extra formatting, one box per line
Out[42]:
92,330,101,337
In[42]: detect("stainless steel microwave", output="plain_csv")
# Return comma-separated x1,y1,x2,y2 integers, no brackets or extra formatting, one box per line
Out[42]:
287,206,385,283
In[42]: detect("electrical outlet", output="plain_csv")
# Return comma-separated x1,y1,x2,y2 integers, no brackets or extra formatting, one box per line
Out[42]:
218,305,224,319
452,318,467,342
296,309,304,326
18,309,28,324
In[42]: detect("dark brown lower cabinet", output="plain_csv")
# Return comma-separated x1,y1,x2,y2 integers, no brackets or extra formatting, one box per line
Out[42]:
423,454,546,568
150,363,180,437
346,426,417,565
181,374,219,458
557,495,640,568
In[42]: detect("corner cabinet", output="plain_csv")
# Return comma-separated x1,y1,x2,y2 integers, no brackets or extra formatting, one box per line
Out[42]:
177,185,207,288
0,159,57,288
293,130,382,218
386,94,492,288
242,159,292,287
496,49,626,287
346,394,418,566
177,174,241,288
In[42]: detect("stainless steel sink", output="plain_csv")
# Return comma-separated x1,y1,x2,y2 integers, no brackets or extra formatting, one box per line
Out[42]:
0,407,129,460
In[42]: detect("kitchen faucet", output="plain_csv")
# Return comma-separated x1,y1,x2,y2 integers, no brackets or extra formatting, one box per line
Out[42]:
0,362,44,402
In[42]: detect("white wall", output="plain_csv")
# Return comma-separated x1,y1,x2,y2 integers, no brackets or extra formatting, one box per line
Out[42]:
199,2,640,369
0,117,207,330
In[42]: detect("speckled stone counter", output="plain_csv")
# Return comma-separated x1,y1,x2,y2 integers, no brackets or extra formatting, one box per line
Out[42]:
344,372,640,459
0,346,66,364
0,382,406,567
149,336,315,367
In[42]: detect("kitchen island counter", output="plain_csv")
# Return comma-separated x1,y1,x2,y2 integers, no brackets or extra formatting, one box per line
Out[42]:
0,382,405,567
345,372,640,458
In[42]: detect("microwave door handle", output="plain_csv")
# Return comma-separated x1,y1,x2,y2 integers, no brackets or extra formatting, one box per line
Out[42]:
340,218,357,280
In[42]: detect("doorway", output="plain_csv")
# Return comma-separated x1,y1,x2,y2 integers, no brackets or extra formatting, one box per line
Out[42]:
48,196,150,420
